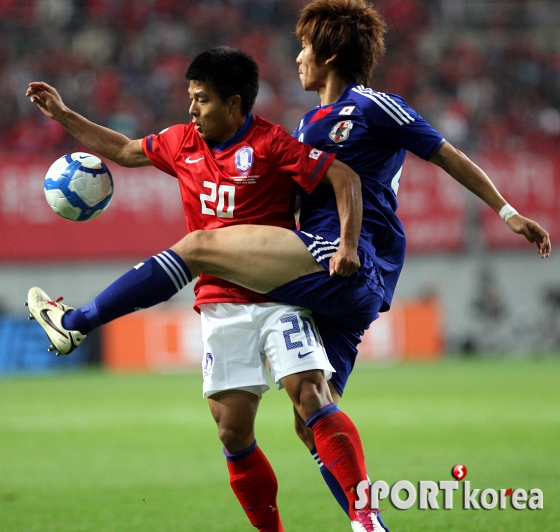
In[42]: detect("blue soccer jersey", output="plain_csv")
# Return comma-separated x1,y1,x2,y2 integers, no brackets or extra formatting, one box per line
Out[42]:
293,84,445,311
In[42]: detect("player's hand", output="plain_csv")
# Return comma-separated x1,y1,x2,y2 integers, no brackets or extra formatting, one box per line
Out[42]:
506,214,551,258
329,243,361,277
26,82,68,122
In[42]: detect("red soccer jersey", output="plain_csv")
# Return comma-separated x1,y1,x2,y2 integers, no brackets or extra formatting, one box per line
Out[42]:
142,114,335,310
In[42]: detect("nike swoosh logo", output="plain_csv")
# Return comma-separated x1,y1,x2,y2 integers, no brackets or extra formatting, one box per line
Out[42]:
40,309,69,339
298,351,314,359
242,498,263,512
328,453,350,469
40,309,79,354
185,156,204,164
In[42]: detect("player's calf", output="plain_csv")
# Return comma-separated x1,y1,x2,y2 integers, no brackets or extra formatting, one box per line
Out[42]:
282,369,332,421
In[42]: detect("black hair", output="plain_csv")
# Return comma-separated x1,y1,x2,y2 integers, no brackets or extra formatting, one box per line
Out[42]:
185,46,259,115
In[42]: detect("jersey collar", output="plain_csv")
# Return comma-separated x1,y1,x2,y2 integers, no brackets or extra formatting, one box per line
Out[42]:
308,84,359,122
207,114,254,152
337,83,359,102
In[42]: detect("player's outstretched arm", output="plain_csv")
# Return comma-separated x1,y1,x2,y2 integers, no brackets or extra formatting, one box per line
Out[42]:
321,158,362,276
430,141,551,258
26,81,150,168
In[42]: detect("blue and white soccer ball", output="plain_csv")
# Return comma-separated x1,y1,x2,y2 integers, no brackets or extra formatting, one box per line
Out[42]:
44,152,114,221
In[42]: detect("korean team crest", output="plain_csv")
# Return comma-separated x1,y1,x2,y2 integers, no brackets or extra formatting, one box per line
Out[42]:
235,147,254,172
203,352,214,377
329,120,353,143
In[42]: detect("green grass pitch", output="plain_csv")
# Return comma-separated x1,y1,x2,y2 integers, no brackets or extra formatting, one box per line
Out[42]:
1,358,558,531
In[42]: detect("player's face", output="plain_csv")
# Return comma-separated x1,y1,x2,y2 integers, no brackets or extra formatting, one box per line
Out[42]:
188,81,238,143
296,38,330,91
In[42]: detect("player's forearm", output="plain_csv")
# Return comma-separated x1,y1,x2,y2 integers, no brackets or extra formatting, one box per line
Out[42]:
57,109,146,167
329,161,363,249
431,143,507,213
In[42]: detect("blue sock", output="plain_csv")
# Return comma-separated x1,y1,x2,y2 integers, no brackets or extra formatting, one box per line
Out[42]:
310,447,350,516
62,249,191,334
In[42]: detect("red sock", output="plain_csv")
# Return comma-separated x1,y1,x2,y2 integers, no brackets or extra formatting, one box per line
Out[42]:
225,442,284,532
310,408,369,519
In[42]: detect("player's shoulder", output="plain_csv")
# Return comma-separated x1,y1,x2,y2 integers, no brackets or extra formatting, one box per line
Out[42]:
347,85,407,106
251,115,288,135
151,123,194,143
250,115,293,146
345,85,417,124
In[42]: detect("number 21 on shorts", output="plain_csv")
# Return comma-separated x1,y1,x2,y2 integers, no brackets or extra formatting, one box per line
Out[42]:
280,315,320,351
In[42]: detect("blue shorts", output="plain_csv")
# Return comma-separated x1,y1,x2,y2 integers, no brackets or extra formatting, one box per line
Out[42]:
266,231,385,394
312,314,362,396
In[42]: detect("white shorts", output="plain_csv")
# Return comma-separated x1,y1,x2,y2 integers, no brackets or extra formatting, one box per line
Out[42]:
199,302,334,398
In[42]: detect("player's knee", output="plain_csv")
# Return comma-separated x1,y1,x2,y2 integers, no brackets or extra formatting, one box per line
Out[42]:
173,230,214,267
295,373,332,419
217,424,253,453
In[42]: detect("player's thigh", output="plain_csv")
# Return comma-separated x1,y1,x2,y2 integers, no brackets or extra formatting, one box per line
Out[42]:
173,225,323,293
200,303,271,398
257,303,334,388
313,314,363,397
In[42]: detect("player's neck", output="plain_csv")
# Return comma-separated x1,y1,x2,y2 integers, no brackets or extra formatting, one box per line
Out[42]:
213,114,248,144
318,76,350,106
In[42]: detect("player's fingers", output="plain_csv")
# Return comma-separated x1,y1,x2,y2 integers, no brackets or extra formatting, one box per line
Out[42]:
534,226,550,247
28,81,50,91
27,82,42,95
328,257,336,276
29,94,46,107
28,82,56,100
331,261,346,277
329,251,360,276
338,261,359,277
539,235,551,258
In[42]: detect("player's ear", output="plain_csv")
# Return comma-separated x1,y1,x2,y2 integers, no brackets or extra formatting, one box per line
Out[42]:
228,94,242,114
325,54,337,66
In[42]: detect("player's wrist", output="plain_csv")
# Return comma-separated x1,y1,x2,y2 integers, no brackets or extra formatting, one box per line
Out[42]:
338,242,358,253
499,204,518,222
55,107,74,126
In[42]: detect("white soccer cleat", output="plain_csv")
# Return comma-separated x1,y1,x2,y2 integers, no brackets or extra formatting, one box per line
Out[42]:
26,287,85,356
351,509,390,532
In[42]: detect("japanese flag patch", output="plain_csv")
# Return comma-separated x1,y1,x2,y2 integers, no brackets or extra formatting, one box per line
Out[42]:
339,106,355,115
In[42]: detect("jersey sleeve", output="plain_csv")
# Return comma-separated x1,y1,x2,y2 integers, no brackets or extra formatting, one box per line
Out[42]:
269,125,336,194
142,125,188,177
364,93,445,160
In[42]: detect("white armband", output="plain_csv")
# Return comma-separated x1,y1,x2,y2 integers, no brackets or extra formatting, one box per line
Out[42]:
499,204,518,222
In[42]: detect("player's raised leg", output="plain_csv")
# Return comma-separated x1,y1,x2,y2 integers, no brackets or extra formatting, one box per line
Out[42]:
172,225,323,294
27,222,355,357
26,225,325,356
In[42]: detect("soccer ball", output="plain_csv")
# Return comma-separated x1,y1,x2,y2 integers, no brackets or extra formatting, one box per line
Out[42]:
44,152,114,221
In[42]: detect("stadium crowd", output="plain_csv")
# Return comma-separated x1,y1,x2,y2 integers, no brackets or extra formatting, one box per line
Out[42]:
1,0,560,158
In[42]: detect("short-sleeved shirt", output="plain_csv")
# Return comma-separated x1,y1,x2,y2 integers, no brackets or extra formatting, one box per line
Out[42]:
293,84,445,311
142,114,335,311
